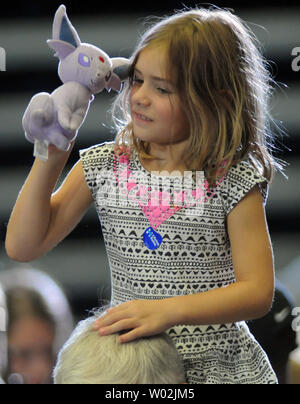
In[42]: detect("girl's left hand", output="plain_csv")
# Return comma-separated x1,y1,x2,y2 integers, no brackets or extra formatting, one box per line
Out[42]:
93,299,173,343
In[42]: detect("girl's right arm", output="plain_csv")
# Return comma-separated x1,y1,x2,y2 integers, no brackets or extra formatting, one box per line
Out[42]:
5,144,93,262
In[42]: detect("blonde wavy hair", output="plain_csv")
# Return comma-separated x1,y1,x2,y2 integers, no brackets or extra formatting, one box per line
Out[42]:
113,7,283,186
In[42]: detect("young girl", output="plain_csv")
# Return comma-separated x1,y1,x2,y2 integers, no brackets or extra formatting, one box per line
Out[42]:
6,7,282,384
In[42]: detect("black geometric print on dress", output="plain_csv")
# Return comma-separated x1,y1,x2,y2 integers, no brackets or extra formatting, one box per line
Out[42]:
79,142,276,384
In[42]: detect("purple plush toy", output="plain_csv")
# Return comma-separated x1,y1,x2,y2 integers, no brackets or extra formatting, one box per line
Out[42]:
22,4,130,160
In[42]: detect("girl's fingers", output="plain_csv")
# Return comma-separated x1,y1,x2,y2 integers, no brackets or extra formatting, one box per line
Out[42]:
118,327,143,344
98,318,136,336
93,308,126,329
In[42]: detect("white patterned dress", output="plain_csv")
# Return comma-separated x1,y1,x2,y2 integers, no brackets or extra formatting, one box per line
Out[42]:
80,141,278,384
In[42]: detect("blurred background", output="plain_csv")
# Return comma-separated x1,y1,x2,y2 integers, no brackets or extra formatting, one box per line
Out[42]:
0,0,299,383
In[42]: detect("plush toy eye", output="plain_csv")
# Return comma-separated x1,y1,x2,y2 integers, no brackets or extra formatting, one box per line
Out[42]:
99,56,105,63
78,53,91,67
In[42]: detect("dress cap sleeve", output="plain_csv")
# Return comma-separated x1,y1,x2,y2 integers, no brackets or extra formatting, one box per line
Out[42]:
220,159,269,216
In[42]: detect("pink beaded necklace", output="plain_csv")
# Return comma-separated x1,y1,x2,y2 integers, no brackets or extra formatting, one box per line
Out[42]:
113,150,226,249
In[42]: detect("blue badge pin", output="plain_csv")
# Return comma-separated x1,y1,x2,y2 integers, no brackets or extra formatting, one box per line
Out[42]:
143,227,163,250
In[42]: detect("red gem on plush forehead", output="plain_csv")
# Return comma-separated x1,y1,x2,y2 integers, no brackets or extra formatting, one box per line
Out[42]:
99,56,105,63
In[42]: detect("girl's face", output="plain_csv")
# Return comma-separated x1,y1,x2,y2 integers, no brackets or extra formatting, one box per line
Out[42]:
130,45,189,146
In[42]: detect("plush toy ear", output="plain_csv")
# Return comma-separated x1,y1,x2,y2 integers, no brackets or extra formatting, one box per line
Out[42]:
108,58,130,92
47,39,76,60
47,4,81,59
112,58,131,80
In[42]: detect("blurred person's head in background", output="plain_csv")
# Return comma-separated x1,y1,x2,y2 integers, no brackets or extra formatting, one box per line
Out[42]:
54,308,186,384
0,267,73,384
